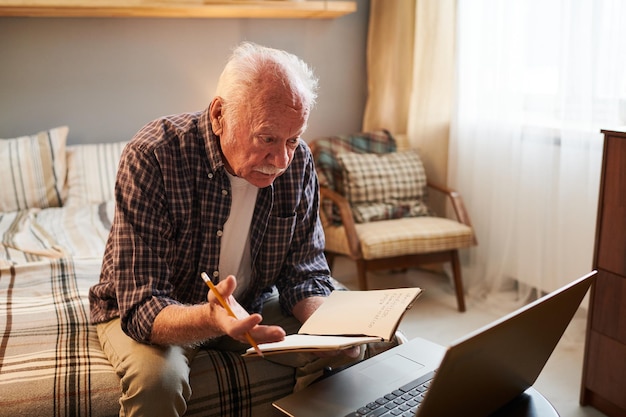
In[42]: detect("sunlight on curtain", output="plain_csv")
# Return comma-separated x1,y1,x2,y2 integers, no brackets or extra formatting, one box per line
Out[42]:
362,0,415,137
449,0,626,302
363,0,455,215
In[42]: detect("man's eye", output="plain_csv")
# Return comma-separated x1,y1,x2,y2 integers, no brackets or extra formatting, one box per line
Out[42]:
287,138,299,148
260,136,274,144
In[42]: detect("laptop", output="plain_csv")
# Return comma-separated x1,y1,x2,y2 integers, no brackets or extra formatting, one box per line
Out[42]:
273,270,597,417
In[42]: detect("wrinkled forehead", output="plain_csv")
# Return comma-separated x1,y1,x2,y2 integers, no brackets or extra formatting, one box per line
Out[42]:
255,68,307,110
245,77,308,123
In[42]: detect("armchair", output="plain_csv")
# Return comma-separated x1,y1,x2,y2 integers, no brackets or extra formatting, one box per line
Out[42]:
310,131,477,312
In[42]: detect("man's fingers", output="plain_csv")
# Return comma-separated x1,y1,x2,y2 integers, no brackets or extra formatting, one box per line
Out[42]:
205,276,286,344
343,345,362,358
207,276,249,318
248,324,286,344
213,275,237,298
227,314,265,334
229,318,285,345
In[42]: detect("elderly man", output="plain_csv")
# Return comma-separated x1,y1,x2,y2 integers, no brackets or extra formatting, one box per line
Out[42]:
89,42,362,416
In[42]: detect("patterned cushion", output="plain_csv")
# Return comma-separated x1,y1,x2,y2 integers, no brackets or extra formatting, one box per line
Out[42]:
310,131,397,224
64,141,127,206
324,217,475,260
311,130,396,193
0,127,68,212
337,150,430,223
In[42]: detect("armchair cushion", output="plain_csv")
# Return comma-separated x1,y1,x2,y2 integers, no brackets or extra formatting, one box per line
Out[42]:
337,150,430,223
324,217,475,260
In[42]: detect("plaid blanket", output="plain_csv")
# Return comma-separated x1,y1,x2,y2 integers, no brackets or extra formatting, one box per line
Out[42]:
0,259,121,416
0,203,295,416
0,257,294,417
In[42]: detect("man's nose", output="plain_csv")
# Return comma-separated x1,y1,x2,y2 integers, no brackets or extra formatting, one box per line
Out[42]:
268,145,290,168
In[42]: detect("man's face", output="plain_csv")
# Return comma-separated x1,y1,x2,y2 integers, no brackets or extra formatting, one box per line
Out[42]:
211,83,308,189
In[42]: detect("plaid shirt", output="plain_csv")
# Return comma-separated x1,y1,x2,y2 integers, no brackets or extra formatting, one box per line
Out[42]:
89,108,334,343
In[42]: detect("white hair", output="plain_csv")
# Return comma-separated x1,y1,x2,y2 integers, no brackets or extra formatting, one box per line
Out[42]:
215,42,319,125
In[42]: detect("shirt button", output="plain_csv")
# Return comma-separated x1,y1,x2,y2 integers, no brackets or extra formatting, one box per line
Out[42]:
212,270,219,278
216,230,223,237
221,189,228,196
207,173,214,179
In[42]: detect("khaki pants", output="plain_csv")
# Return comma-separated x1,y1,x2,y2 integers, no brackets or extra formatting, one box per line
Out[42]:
97,293,364,417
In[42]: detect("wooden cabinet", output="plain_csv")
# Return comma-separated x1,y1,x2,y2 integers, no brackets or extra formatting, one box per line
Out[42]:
580,128,626,417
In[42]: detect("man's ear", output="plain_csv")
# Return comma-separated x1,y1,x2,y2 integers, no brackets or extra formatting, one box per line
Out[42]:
209,97,224,135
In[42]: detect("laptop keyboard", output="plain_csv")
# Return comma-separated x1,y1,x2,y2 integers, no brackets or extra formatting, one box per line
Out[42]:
344,371,436,417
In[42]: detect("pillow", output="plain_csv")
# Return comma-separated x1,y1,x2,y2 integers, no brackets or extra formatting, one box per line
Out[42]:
311,130,397,193
0,126,69,212
311,130,397,225
64,141,127,206
337,150,430,223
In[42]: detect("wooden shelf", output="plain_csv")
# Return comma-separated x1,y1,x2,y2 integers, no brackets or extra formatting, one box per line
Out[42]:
0,1,357,18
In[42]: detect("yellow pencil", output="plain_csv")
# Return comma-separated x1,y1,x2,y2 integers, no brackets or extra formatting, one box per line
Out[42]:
200,272,264,357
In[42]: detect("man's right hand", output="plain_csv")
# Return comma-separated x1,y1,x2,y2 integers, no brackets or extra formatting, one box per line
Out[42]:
207,275,286,345
149,275,284,346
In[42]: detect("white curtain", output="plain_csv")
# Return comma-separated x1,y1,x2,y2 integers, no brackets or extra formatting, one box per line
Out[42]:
450,0,626,301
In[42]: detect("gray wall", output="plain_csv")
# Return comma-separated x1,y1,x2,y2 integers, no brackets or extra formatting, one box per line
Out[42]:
0,3,369,145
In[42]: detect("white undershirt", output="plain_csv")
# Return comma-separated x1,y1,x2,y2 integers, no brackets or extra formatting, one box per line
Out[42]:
219,172,259,298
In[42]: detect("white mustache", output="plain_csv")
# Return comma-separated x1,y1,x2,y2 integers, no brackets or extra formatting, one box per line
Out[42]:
254,166,286,176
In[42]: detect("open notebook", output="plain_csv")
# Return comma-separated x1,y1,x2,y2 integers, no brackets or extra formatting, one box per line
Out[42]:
244,287,422,356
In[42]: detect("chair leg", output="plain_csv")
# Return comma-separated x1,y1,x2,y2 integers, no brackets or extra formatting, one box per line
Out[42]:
356,259,368,290
451,250,466,312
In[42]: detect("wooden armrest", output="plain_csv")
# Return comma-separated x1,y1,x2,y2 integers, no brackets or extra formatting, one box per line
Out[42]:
427,181,477,245
319,187,362,258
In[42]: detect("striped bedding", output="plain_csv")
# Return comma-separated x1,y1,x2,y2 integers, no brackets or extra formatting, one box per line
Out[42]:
0,202,294,416
0,202,114,267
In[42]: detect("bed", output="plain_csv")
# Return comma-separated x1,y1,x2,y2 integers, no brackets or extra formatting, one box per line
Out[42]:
0,127,296,416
